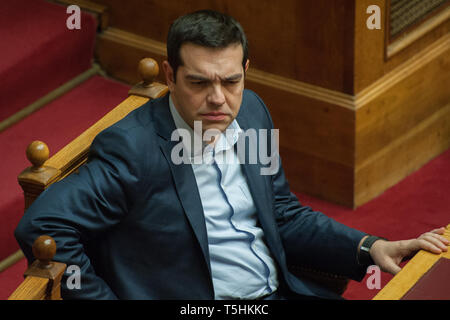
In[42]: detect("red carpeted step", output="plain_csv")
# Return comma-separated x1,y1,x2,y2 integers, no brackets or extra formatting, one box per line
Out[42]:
294,148,450,299
0,0,97,122
0,75,130,261
0,258,27,300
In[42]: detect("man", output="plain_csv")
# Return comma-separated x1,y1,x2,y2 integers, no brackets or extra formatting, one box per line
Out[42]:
15,10,448,300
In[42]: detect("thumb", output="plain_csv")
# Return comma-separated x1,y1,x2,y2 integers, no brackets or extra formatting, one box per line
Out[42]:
380,258,402,275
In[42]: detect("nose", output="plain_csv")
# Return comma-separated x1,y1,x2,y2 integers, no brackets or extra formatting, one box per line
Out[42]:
207,84,225,107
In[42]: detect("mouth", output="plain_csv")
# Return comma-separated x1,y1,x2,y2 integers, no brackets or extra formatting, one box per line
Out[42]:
200,112,228,121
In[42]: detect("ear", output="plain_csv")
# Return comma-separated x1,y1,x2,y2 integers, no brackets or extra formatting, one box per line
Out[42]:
244,59,250,73
162,60,175,91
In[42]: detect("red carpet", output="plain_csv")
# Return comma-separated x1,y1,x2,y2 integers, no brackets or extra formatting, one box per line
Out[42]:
294,149,450,299
0,76,131,262
0,258,27,300
0,0,97,121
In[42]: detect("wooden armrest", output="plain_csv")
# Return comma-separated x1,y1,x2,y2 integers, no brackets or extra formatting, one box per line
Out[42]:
8,277,50,300
9,236,66,300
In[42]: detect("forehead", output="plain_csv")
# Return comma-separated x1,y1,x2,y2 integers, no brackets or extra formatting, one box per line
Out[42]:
179,43,244,75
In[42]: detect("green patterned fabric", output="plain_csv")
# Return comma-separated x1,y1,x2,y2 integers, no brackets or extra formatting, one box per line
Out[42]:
390,0,448,38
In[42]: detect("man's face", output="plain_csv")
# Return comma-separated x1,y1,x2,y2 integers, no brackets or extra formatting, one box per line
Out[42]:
163,43,249,134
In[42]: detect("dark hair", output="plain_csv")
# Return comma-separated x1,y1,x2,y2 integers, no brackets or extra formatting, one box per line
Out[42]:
167,10,248,80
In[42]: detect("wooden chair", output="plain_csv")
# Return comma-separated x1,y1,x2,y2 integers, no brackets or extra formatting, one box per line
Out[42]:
8,58,167,300
8,235,66,300
10,57,349,299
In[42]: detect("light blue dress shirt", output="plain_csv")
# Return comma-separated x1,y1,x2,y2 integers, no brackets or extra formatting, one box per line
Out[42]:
169,96,279,299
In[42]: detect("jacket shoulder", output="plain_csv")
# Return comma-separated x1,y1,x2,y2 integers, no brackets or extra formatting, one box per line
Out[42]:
240,89,274,129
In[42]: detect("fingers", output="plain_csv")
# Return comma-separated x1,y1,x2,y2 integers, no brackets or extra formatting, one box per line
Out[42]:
429,227,446,235
382,259,402,275
415,237,447,254
418,231,449,252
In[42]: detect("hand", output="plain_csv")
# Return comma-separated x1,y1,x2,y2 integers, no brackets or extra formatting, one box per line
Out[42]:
369,227,449,275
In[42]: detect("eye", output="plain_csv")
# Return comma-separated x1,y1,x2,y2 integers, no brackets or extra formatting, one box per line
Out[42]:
191,81,207,86
224,80,240,85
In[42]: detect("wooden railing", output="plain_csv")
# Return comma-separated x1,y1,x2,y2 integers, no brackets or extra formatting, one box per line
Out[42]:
9,235,66,300
18,58,167,211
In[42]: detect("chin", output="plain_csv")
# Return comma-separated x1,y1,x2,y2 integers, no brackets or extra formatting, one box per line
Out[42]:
203,124,228,134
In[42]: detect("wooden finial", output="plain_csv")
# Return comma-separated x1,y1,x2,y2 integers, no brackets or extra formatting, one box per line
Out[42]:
32,235,56,269
128,58,168,99
26,141,49,172
19,140,59,210
22,235,67,300
138,58,159,87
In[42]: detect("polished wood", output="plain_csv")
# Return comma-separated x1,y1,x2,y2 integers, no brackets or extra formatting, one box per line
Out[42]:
128,58,169,98
95,27,167,85
31,235,56,268
18,141,59,210
91,0,450,95
355,103,450,207
93,0,356,93
26,141,50,170
354,0,450,93
8,277,49,300
246,79,355,207
354,34,450,207
8,236,66,300
0,250,25,273
373,224,450,300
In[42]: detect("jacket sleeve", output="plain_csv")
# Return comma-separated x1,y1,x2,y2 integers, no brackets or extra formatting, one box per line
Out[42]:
15,126,145,299
251,90,368,281
271,160,368,281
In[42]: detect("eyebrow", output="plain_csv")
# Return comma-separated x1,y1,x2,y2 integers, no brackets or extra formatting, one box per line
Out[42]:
185,73,243,82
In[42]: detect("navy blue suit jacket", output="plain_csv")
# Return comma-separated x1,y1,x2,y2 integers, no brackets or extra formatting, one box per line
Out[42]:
15,90,368,299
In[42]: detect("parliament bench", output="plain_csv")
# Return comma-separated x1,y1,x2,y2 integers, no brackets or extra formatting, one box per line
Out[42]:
9,58,350,300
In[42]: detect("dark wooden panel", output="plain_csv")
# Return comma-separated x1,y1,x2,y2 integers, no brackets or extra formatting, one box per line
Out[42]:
95,29,167,84
245,79,355,207
92,0,355,93
246,80,355,167
95,27,357,206
280,146,355,208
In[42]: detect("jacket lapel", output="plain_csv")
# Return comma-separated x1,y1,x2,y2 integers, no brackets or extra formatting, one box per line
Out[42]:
236,113,286,267
150,93,285,277
151,95,212,276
